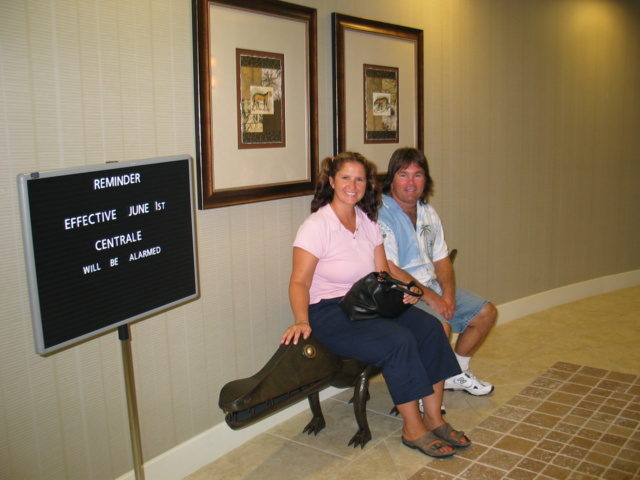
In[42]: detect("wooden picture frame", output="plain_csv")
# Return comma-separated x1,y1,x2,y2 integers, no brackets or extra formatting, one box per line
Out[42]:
194,0,318,208
332,13,423,175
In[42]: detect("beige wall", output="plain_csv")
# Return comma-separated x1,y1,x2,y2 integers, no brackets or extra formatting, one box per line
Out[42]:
1,0,639,478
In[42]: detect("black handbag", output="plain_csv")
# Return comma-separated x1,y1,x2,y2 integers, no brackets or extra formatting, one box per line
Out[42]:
338,271,423,321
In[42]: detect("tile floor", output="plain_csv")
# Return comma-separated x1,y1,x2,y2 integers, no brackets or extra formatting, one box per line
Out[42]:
415,361,640,479
185,286,640,480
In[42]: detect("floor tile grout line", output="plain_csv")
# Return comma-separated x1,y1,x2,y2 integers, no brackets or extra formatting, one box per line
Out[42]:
265,427,402,463
440,364,640,480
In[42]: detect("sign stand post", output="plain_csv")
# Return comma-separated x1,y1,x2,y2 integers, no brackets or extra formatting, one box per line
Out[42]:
119,324,145,480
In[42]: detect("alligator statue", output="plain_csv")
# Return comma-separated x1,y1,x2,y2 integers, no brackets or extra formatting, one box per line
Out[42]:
218,250,458,449
218,335,382,448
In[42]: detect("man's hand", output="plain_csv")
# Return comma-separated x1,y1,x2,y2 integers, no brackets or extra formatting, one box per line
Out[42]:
424,290,455,320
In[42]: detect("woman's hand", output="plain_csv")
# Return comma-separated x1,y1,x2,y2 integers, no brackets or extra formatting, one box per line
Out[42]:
403,285,422,305
280,321,312,345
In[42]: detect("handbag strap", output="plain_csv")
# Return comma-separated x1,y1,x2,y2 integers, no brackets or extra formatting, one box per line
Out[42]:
377,271,423,297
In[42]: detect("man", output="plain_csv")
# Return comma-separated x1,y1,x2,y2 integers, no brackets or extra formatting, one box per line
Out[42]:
378,147,497,396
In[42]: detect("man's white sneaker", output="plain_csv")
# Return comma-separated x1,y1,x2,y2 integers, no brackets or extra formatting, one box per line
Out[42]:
444,370,494,396
418,399,446,415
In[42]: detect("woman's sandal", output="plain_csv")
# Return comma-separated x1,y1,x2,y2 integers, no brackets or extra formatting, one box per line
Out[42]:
432,423,472,448
401,431,457,458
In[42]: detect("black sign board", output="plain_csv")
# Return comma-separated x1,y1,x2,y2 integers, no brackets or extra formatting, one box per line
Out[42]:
17,155,199,355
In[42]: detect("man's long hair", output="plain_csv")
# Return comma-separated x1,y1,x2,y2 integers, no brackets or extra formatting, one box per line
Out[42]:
381,147,434,204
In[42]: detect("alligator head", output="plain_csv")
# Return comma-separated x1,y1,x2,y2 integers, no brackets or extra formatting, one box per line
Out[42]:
218,335,380,447
219,336,349,428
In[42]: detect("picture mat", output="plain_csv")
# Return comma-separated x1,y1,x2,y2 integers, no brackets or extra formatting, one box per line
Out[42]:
209,4,310,190
344,29,418,172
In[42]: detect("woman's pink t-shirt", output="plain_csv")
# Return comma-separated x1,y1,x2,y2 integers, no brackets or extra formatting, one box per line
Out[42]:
293,204,383,304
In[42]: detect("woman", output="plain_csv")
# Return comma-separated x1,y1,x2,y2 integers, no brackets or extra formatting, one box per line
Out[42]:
280,152,471,457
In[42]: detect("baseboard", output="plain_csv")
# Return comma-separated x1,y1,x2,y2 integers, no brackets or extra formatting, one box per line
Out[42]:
495,269,640,326
116,269,639,480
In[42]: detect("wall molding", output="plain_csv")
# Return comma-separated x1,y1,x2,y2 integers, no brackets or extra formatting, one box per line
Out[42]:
495,270,640,326
116,270,640,480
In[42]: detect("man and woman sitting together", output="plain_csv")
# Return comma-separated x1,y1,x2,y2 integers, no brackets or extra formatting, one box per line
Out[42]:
281,148,497,458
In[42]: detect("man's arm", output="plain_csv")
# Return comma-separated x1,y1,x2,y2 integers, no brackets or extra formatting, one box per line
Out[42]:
433,256,456,317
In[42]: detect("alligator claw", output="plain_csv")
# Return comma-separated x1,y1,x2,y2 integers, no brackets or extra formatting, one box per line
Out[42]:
303,416,326,436
348,428,372,449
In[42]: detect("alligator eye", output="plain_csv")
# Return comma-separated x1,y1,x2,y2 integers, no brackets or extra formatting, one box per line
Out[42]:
303,344,316,359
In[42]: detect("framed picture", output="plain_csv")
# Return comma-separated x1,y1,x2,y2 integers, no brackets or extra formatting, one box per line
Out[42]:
363,64,399,144
236,49,285,149
194,0,318,209
332,13,423,175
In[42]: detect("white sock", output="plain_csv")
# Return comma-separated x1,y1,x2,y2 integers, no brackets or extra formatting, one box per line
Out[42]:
455,353,471,372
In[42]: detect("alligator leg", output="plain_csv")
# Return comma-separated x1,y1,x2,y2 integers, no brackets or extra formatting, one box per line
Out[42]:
303,391,326,435
348,390,371,404
347,365,379,448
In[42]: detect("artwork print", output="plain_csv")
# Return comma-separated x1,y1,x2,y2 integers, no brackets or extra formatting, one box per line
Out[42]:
236,49,285,149
363,64,398,143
